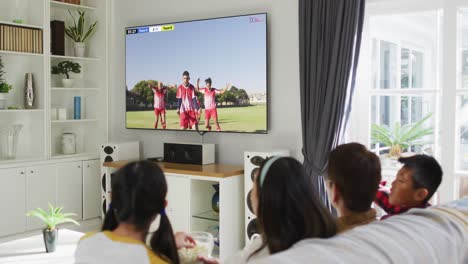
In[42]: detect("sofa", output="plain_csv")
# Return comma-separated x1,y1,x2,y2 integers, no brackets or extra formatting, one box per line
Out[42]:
252,199,468,264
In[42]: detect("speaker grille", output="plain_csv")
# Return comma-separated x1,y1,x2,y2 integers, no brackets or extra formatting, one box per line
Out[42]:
103,146,114,154
247,219,259,239
246,190,254,214
101,173,106,192
250,156,265,166
104,156,114,162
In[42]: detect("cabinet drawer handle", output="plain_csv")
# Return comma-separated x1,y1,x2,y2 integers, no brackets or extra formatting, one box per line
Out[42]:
87,165,90,168
78,166,81,168
20,171,24,175
30,170,34,174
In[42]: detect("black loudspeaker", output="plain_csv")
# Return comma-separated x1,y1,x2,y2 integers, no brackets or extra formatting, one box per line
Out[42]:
163,143,215,165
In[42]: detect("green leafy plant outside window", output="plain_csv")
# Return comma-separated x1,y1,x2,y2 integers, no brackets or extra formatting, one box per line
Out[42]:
371,113,434,158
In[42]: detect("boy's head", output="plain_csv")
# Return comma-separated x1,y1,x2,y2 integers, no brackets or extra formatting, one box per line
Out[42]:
205,78,212,89
182,71,190,85
389,155,442,206
326,143,381,213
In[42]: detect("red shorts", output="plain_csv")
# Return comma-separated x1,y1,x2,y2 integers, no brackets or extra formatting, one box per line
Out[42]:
205,109,218,120
180,110,198,128
154,108,166,116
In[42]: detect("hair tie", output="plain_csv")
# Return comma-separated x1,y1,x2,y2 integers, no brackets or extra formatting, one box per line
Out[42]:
160,208,166,216
259,156,282,187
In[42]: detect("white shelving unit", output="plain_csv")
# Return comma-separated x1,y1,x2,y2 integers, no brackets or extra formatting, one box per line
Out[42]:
0,0,108,161
0,0,108,238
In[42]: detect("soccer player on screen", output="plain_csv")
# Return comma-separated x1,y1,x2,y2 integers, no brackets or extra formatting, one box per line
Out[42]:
196,77,230,131
175,71,199,130
149,81,166,129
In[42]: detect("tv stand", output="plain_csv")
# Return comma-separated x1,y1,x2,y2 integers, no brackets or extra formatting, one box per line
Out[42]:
103,160,244,258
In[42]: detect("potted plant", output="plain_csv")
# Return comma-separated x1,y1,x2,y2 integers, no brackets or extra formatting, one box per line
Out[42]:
26,203,79,253
371,113,434,160
0,56,13,109
65,10,97,57
51,61,81,88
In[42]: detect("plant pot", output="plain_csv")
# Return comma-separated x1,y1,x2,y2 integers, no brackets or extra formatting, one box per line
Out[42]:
62,79,74,88
0,93,6,109
73,42,85,57
43,228,58,253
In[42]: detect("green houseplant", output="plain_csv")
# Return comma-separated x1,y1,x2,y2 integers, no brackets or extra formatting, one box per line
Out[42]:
371,113,434,158
27,203,79,253
65,10,98,57
51,61,81,88
0,56,13,109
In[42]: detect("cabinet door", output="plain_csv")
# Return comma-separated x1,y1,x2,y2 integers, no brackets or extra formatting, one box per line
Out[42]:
165,174,190,232
57,161,83,221
26,164,57,231
83,159,101,220
0,168,26,236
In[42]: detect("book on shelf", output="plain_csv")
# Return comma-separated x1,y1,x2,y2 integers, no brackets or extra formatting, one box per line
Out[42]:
0,23,43,54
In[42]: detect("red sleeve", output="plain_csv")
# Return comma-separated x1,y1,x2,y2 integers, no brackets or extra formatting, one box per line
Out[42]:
374,190,401,215
176,85,181,98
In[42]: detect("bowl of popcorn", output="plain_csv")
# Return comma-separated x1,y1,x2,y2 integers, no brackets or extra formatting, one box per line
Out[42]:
178,231,214,264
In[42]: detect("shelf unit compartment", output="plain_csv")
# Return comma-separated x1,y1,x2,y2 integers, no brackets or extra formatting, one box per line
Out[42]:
50,0,104,60
50,91,100,120
0,112,45,162
190,179,220,228
50,60,102,89
50,121,104,157
0,0,45,29
0,55,45,109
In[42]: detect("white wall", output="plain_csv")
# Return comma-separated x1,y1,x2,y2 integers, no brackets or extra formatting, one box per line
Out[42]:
109,0,302,164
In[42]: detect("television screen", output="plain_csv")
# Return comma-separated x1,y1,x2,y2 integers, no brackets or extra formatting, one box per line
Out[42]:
125,13,267,133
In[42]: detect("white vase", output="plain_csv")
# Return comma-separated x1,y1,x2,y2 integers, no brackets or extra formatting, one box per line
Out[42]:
73,42,85,57
62,79,74,88
61,133,76,154
0,93,6,109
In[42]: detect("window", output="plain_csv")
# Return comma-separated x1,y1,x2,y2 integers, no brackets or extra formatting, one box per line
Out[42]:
367,12,438,158
347,1,468,203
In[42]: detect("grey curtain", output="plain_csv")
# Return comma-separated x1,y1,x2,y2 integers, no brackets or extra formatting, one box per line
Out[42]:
299,0,365,210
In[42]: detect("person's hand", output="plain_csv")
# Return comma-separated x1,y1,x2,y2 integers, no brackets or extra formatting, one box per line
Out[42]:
197,78,200,84
197,256,220,264
177,110,180,116
175,232,195,249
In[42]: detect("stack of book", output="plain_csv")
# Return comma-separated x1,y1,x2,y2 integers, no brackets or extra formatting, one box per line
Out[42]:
0,24,43,54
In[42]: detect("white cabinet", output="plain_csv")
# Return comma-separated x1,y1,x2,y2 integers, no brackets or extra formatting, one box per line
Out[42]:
57,161,83,221
26,164,56,231
0,168,26,236
83,159,100,220
165,174,190,232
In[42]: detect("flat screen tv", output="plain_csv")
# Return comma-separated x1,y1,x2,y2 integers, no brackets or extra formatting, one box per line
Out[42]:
125,13,267,134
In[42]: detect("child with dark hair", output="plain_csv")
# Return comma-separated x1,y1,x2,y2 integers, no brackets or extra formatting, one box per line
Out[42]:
326,143,382,233
75,161,194,264
196,77,229,131
375,154,443,219
175,71,199,130
198,157,337,264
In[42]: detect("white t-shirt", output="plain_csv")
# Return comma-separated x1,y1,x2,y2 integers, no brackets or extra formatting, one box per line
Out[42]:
74,231,168,264
224,235,269,264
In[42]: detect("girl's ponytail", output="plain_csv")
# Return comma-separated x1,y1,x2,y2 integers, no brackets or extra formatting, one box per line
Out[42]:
101,206,118,231
150,211,180,264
